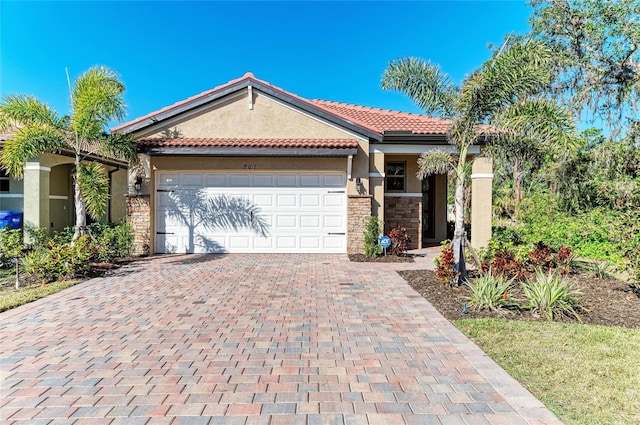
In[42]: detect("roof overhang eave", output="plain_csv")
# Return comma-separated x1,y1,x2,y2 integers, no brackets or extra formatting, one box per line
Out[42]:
138,147,359,157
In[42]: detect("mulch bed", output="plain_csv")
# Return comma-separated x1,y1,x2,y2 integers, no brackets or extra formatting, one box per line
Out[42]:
349,254,414,263
399,269,640,329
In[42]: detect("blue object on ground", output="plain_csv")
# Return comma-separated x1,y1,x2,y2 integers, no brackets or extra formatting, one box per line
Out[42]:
0,210,23,229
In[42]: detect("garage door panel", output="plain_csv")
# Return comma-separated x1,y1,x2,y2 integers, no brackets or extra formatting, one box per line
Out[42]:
206,174,226,186
253,194,274,207
276,236,297,249
324,194,344,207
276,194,297,207
300,237,320,249
300,216,320,228
323,216,344,229
229,174,251,186
324,174,345,187
156,171,346,253
300,194,321,207
275,174,296,187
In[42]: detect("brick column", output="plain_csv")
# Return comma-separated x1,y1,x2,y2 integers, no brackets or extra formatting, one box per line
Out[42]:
347,195,372,254
127,195,151,256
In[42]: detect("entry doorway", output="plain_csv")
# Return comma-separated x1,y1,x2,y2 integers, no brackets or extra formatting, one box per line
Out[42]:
422,174,436,246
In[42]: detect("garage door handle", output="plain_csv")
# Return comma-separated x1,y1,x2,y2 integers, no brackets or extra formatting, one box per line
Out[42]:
157,232,174,235
327,190,345,193
327,232,345,235
157,189,175,193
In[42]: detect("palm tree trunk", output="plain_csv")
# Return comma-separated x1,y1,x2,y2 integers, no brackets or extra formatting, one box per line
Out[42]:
452,169,467,285
72,159,87,240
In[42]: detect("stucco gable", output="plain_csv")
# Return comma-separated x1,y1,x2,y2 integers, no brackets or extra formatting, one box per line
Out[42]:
143,90,364,141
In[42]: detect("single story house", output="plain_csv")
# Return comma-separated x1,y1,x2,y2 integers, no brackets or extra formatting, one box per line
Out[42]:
0,133,129,233
113,73,493,255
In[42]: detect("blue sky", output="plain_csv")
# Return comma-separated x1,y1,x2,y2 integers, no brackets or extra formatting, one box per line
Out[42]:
1,1,532,128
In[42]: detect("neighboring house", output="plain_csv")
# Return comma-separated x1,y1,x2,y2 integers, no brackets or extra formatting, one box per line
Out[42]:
113,73,493,255
0,133,129,233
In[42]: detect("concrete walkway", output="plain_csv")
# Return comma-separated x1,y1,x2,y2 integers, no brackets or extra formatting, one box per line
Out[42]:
1,254,562,424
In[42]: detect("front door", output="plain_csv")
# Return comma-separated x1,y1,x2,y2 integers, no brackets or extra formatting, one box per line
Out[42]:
422,174,436,245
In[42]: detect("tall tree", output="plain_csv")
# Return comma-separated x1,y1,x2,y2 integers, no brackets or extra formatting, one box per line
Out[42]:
529,0,640,134
0,66,137,239
382,38,576,282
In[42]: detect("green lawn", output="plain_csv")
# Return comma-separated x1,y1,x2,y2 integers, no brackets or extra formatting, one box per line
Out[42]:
455,318,640,425
0,280,80,313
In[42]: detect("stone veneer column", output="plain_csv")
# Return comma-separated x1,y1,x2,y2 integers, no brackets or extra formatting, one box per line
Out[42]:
471,157,493,248
127,195,151,256
347,195,372,254
384,196,422,250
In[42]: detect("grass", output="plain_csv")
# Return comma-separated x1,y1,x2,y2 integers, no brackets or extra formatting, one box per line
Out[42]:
0,280,81,313
455,318,640,425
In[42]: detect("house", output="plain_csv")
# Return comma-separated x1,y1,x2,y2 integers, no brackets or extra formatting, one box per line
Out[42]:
113,73,493,255
0,133,129,233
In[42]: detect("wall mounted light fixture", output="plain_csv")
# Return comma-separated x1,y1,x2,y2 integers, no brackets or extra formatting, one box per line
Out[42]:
134,176,143,193
355,177,364,193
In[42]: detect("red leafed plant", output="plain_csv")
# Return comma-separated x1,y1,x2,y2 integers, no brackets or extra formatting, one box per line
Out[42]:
491,249,528,281
436,245,458,285
529,242,555,269
555,245,575,275
388,226,411,256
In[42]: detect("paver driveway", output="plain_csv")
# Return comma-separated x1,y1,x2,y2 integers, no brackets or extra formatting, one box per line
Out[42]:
1,254,561,424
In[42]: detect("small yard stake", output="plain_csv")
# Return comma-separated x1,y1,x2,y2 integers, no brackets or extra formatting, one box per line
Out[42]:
13,258,19,289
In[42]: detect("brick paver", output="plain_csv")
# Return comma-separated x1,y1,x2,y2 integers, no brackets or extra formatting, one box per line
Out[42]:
0,253,562,424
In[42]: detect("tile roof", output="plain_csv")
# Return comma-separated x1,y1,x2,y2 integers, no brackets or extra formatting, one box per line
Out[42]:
138,138,359,150
311,100,452,135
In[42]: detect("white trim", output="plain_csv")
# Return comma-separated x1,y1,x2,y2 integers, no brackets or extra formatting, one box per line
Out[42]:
384,193,422,197
24,165,51,172
248,85,253,110
0,194,24,198
369,172,385,178
49,195,69,200
347,155,353,180
371,145,481,155
471,173,494,179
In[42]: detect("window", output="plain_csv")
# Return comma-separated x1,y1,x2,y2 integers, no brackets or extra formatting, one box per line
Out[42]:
386,162,405,192
0,170,9,193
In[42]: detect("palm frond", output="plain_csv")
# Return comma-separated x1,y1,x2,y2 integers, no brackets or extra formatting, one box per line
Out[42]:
0,95,63,131
417,151,455,177
0,125,66,178
381,57,458,117
78,162,109,220
493,98,579,158
71,66,126,140
93,133,138,163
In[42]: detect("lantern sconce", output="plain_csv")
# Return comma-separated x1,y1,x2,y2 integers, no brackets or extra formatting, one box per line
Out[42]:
134,176,143,193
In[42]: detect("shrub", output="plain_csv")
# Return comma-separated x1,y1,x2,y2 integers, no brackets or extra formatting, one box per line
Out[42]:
555,245,576,275
89,221,133,262
363,216,383,258
0,229,24,266
466,271,515,312
388,226,411,256
521,269,583,321
22,236,94,284
435,242,458,285
529,242,555,269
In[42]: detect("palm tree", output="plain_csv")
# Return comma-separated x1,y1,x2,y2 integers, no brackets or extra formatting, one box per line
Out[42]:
382,38,576,283
0,66,137,239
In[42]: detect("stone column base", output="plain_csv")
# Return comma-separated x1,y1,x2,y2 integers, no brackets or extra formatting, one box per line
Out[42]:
347,195,372,254
126,195,151,256
384,196,422,250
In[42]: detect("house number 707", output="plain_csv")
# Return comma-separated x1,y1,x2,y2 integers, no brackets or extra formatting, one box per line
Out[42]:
243,164,257,169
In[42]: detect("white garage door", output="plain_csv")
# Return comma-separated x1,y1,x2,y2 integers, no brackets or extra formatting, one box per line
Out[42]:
155,171,347,253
